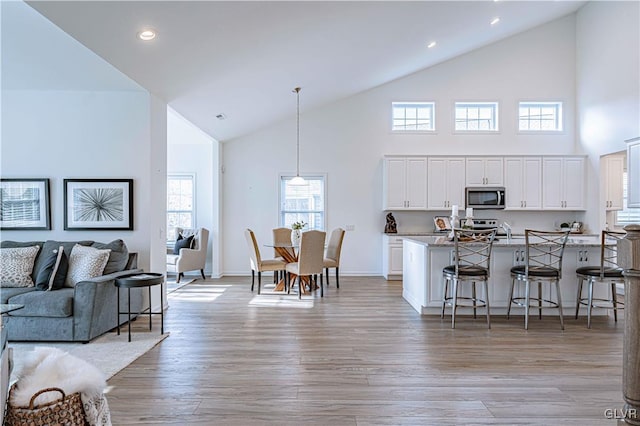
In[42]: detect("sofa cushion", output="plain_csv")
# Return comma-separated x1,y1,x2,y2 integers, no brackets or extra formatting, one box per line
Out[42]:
0,287,35,304
64,245,110,288
0,241,43,280
32,240,93,282
7,289,74,318
92,239,128,274
0,246,40,288
35,246,69,291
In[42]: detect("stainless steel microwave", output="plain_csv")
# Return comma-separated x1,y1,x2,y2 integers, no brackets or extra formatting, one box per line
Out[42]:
465,187,506,210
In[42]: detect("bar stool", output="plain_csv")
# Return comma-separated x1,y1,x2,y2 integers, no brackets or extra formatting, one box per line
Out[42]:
441,228,497,329
507,229,570,330
575,230,625,328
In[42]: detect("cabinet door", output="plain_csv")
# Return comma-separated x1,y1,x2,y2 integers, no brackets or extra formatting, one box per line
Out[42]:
522,157,542,210
405,158,427,209
563,157,585,210
427,158,448,209
542,158,564,209
484,158,504,186
465,158,486,186
389,245,404,275
628,140,640,208
447,158,467,207
384,158,407,209
604,155,624,210
504,158,524,209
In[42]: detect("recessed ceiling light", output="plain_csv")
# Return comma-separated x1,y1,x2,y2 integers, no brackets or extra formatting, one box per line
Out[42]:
137,29,157,41
490,17,501,26
216,113,226,120
427,41,437,49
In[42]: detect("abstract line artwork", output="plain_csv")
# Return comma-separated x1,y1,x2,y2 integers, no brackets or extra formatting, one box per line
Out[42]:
0,178,51,230
64,179,133,230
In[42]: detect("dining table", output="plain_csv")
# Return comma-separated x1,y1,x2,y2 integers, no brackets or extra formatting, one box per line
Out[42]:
264,243,317,294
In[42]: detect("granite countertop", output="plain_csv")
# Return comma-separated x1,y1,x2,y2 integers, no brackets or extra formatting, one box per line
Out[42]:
400,235,602,247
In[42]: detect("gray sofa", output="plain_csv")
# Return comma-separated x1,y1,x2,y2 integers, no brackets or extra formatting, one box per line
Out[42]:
1,239,144,342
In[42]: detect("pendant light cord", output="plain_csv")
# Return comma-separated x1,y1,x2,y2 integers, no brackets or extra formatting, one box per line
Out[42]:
294,87,301,177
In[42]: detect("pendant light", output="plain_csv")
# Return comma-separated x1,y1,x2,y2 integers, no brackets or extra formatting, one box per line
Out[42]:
290,87,307,186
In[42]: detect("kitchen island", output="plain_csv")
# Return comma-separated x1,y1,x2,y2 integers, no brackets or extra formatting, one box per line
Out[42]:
401,235,610,316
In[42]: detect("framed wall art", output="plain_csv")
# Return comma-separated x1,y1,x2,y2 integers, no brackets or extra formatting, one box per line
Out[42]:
0,178,51,230
64,179,133,230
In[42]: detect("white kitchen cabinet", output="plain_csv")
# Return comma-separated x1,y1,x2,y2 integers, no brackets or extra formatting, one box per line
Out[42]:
383,234,405,280
466,157,504,186
628,137,640,208
601,154,624,211
383,157,427,210
427,157,465,210
542,156,586,210
504,157,542,210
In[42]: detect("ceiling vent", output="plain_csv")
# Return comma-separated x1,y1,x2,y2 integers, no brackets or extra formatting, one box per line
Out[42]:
215,114,226,120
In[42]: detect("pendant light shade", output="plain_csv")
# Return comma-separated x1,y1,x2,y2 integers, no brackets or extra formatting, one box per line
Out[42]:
290,87,307,186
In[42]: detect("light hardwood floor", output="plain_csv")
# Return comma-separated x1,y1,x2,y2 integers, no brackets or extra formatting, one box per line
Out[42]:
106,276,625,425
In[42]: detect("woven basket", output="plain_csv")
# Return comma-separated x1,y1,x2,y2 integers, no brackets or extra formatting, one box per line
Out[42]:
5,386,88,426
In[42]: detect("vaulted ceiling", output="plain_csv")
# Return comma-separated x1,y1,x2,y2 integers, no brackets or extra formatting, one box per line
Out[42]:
24,1,585,142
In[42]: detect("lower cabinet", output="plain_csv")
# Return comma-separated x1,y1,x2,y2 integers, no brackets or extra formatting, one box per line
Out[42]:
383,235,404,280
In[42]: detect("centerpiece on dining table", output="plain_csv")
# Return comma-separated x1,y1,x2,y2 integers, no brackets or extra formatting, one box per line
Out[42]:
291,221,307,246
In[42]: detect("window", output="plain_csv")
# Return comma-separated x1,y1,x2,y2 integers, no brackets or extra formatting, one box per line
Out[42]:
616,171,640,226
519,101,563,132
392,102,435,132
454,102,499,131
279,175,326,231
167,174,195,241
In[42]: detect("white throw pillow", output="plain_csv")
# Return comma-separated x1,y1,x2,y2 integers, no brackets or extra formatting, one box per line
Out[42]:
64,244,111,288
0,245,40,287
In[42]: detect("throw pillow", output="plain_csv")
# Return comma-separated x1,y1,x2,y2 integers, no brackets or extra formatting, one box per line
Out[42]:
64,245,111,288
35,246,69,291
92,239,129,274
173,234,194,255
0,246,40,288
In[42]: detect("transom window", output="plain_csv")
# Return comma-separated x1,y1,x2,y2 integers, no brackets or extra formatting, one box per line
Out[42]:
167,174,195,242
279,175,326,231
454,102,499,132
392,102,435,132
519,101,563,132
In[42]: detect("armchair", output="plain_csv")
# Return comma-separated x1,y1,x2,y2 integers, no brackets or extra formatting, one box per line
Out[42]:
166,227,209,283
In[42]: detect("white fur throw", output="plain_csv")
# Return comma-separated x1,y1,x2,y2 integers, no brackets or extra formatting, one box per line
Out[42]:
11,347,111,425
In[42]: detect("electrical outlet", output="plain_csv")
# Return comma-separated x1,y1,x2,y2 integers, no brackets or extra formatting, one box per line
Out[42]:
345,225,355,231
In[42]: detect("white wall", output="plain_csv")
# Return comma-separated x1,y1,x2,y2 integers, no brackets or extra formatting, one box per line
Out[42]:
167,108,220,277
576,1,640,231
222,16,580,276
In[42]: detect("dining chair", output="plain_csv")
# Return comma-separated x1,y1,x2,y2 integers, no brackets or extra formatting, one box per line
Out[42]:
441,228,497,329
323,228,346,288
244,229,287,294
507,229,570,330
285,230,326,299
574,230,625,328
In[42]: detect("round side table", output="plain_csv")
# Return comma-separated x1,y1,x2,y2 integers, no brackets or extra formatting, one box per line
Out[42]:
114,273,164,342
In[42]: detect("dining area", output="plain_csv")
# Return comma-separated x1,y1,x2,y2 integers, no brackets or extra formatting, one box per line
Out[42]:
244,226,346,299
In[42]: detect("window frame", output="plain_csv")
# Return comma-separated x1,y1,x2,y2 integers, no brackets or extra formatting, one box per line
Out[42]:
453,101,500,133
278,173,327,231
517,101,564,134
167,173,196,243
615,170,640,227
391,101,436,133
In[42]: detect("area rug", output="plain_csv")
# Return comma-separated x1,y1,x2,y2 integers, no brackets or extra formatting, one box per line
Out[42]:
166,277,195,293
9,331,169,382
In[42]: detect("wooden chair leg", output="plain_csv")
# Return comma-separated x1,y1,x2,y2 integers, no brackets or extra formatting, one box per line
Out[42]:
251,270,255,292
335,267,340,288
325,268,330,286
257,271,262,295
177,273,183,283
200,269,206,280
298,276,302,299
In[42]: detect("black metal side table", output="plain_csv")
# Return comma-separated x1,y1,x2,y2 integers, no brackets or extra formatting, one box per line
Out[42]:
114,273,164,342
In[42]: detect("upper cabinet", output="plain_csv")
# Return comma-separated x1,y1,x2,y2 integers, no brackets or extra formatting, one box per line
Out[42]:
504,157,542,210
427,157,465,210
601,154,624,211
542,156,586,210
465,157,504,186
383,157,427,210
628,138,640,208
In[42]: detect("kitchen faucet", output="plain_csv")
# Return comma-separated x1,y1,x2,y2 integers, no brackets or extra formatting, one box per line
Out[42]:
500,222,512,241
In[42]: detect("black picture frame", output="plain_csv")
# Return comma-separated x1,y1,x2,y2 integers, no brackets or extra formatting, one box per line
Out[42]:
0,178,51,230
64,179,133,230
